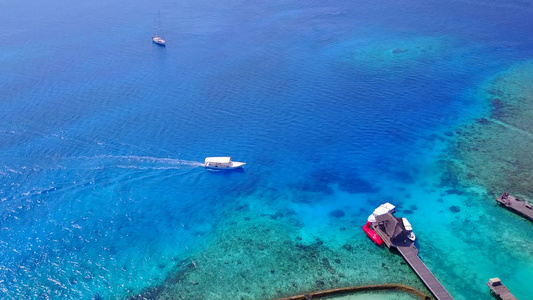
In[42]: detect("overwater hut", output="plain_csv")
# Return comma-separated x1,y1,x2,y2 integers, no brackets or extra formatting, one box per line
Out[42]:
375,212,413,246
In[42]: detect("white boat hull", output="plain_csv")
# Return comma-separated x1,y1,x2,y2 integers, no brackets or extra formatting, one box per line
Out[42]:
205,162,246,170
152,36,166,46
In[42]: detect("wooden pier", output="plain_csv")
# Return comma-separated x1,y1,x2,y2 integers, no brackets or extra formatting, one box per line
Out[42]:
496,193,533,222
398,247,454,300
487,278,517,300
372,212,454,300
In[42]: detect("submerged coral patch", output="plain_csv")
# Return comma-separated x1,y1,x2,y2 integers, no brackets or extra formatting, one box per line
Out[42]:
449,206,461,213
296,168,340,194
445,61,533,197
338,173,381,194
391,170,416,184
326,34,455,70
328,209,345,218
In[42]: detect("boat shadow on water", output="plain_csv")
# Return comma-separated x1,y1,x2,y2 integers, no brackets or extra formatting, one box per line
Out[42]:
152,41,166,47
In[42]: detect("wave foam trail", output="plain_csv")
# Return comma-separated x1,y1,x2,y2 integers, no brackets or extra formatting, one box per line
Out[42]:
47,155,205,171
1,156,204,178
92,155,205,168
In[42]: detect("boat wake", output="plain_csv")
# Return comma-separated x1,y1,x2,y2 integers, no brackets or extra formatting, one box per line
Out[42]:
1,155,204,203
2,155,204,175
100,155,203,166
72,155,205,170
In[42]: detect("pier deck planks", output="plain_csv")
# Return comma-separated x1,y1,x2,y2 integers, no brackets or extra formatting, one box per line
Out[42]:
487,279,518,300
372,221,454,300
496,194,533,222
398,246,454,300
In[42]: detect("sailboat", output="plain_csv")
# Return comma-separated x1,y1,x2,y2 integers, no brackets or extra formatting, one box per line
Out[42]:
152,11,166,46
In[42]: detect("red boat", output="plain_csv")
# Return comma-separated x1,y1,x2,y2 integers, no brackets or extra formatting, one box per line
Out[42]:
363,221,383,245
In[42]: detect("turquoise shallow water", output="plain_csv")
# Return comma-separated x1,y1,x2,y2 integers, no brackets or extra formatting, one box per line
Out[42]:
1,0,533,299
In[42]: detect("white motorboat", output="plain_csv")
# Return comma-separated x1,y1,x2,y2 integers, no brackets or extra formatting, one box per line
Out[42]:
204,157,246,170
367,202,396,223
402,217,416,241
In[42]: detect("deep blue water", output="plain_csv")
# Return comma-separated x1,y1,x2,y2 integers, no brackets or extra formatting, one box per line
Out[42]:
1,0,532,299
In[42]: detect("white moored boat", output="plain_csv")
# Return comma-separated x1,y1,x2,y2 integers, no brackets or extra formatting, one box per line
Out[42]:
367,202,396,223
402,217,416,241
152,11,166,46
204,157,246,170
152,35,166,46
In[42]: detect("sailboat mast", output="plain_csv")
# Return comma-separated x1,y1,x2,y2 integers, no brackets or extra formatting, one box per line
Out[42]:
151,10,166,45
156,10,164,37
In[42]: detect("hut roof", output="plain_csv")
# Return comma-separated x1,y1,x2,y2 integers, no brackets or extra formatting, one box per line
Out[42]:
376,212,408,239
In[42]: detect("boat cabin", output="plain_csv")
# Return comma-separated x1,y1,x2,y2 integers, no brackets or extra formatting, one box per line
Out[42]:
204,157,246,169
488,278,502,287
205,157,233,168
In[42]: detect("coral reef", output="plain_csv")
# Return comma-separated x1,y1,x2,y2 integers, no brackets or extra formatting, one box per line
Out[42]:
129,191,427,300
445,61,533,198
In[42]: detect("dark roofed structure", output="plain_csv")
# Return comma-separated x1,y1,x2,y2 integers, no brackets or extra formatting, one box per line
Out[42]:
375,212,411,246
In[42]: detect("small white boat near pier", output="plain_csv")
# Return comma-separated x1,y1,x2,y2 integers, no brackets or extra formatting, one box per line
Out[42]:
402,217,416,241
367,202,396,223
204,157,246,170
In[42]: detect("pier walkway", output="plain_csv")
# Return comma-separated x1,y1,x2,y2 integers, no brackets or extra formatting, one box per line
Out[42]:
372,212,454,300
397,246,454,300
487,278,518,300
496,193,533,222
